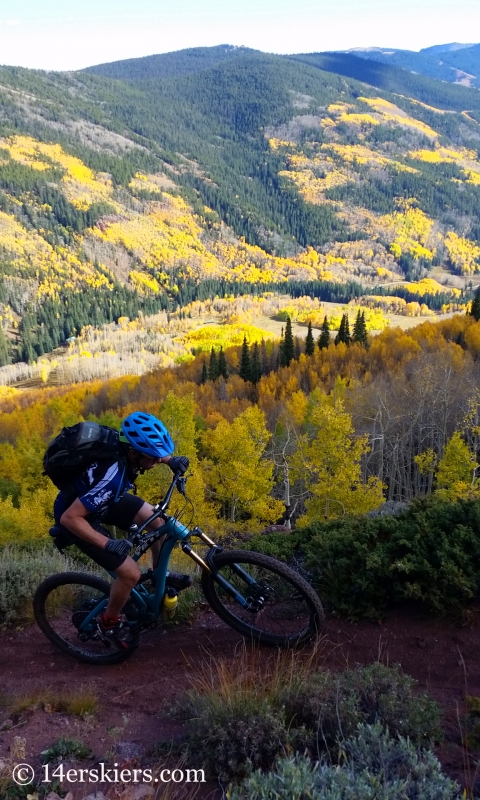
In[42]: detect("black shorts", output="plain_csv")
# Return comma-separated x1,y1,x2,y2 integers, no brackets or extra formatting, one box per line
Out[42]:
59,493,146,572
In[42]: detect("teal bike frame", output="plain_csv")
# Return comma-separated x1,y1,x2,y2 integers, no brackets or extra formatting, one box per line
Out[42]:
76,473,258,637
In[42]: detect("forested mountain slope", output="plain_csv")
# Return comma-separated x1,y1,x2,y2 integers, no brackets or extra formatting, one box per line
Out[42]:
338,42,480,87
0,48,479,366
287,52,480,108
84,44,257,80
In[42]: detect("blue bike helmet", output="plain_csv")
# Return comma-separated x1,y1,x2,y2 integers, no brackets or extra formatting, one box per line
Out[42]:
119,412,174,458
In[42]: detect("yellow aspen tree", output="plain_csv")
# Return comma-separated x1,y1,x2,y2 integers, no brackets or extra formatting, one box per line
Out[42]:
201,406,284,531
294,389,384,524
435,431,479,501
135,391,217,529
0,483,58,545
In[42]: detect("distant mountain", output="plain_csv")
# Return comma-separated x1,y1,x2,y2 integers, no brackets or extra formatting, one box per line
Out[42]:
338,42,480,87
420,43,475,55
0,46,479,364
84,44,257,80
438,44,480,81
286,52,480,109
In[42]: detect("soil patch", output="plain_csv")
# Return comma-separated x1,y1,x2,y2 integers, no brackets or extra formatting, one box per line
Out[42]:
1,604,479,797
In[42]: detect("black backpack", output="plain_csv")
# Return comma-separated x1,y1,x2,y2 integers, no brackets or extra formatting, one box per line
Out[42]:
43,422,122,490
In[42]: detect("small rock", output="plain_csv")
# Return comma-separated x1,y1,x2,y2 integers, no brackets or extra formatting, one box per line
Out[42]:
416,638,426,649
115,741,143,760
0,718,13,731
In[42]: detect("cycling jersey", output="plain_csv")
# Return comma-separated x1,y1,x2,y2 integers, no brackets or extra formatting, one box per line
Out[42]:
54,458,137,521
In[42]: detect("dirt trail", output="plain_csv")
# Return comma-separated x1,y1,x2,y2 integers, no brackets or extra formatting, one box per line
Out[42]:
1,605,479,797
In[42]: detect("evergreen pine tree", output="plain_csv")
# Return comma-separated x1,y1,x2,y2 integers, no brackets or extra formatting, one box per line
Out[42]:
250,341,261,384
200,360,208,384
352,309,368,347
239,336,251,381
470,288,480,321
305,321,315,356
318,315,330,350
261,338,268,375
22,339,36,363
335,313,351,345
0,329,10,367
218,346,228,380
281,316,295,367
208,347,218,380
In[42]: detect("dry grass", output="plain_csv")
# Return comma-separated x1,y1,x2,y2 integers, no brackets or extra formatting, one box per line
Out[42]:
186,638,326,713
9,683,98,718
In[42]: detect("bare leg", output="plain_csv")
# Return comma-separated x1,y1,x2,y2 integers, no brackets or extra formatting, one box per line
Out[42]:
105,556,140,618
105,501,168,618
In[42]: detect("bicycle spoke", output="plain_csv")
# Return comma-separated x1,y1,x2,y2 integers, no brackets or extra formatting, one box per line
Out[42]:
34,573,136,664
202,550,323,647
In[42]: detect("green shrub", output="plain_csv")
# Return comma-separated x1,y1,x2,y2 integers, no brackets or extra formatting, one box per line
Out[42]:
228,724,461,800
250,497,480,618
283,663,442,755
172,694,289,781
0,544,102,624
247,528,309,562
170,652,441,782
40,737,92,763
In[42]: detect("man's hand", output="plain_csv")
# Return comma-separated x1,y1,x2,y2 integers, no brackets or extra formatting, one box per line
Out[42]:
105,539,132,559
167,456,190,475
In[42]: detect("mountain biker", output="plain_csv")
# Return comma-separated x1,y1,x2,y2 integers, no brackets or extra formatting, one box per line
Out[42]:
53,411,192,650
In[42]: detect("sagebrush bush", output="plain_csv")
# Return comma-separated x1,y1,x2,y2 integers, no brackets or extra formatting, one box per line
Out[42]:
283,663,442,755
250,497,480,618
170,651,441,782
228,724,461,800
0,544,103,623
172,693,289,780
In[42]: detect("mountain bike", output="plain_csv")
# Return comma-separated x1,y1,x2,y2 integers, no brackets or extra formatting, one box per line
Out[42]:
33,472,324,664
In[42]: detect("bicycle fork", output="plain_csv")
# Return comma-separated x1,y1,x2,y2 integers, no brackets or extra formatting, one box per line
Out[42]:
182,528,268,612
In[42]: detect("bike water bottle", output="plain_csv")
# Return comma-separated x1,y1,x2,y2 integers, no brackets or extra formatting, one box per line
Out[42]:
163,588,178,620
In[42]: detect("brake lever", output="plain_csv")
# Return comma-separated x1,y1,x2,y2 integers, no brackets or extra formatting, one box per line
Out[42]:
176,471,193,497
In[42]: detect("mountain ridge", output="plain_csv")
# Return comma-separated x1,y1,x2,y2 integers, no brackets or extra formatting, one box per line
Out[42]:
83,41,480,90
337,42,480,87
0,45,478,367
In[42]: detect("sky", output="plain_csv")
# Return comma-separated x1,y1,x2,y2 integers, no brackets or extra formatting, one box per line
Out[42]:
0,0,478,72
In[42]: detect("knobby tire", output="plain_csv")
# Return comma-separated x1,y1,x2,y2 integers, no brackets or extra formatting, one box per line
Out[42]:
201,550,324,647
33,572,135,665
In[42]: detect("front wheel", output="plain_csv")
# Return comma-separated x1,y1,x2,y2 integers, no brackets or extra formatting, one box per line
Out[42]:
201,550,324,648
33,572,137,665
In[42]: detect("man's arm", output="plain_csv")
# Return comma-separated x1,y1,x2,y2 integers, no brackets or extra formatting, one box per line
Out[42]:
60,499,110,548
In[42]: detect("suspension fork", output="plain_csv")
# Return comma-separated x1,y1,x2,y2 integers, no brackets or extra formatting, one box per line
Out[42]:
181,529,264,608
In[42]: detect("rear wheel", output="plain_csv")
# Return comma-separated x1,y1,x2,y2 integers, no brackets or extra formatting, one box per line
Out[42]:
201,550,324,648
33,572,138,665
